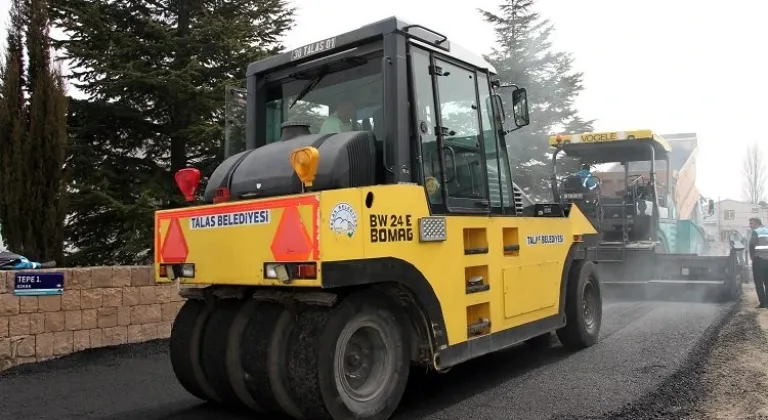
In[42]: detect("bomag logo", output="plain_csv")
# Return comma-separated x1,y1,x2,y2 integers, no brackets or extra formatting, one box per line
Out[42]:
581,132,619,143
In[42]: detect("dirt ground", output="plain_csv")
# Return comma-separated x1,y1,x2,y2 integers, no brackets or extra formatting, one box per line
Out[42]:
693,283,768,420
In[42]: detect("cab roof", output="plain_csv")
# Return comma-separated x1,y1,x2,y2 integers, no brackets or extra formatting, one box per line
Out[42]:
548,129,672,163
246,16,497,77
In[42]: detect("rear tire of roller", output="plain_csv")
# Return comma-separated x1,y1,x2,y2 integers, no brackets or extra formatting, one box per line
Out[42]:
240,301,303,417
170,299,220,403
201,299,246,406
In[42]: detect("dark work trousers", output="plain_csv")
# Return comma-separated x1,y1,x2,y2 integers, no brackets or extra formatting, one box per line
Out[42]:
753,258,768,306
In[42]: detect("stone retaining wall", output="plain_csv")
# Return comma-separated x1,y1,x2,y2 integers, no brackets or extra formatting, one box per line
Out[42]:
0,266,185,371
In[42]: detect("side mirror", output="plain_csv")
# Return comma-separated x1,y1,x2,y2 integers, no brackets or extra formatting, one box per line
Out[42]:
708,199,715,215
496,84,530,132
511,88,530,128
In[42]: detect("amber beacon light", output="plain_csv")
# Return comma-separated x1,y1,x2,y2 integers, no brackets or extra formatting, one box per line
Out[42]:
290,146,320,188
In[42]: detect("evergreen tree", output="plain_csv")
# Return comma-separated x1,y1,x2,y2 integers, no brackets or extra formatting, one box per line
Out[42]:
480,0,595,200
0,0,28,254
51,0,295,265
0,0,68,262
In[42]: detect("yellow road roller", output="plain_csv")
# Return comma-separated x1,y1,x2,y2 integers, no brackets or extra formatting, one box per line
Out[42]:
155,16,602,420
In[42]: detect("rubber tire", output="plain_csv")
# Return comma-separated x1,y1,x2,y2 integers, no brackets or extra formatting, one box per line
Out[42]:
557,260,602,349
226,300,263,412
170,299,220,403
200,299,245,406
240,301,304,418
524,332,554,349
286,290,410,420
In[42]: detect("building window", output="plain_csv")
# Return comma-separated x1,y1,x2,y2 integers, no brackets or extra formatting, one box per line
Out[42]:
723,210,735,220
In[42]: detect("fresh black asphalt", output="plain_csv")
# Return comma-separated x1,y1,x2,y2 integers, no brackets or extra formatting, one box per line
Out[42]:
0,299,734,420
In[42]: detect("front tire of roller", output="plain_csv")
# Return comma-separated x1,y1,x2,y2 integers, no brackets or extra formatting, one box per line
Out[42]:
557,260,602,350
170,299,220,403
287,291,410,420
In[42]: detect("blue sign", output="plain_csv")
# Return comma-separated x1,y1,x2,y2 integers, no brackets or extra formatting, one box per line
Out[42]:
14,272,64,296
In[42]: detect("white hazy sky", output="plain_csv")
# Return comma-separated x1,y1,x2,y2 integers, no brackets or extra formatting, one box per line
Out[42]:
0,0,765,201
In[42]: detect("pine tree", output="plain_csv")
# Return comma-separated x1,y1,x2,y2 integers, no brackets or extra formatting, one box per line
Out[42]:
480,0,595,200
52,0,295,265
0,0,67,262
0,0,27,254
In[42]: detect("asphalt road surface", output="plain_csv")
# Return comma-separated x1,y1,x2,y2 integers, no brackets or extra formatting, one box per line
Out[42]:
0,299,733,420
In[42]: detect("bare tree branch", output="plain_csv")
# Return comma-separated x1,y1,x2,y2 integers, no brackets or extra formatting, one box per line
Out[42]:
742,141,767,204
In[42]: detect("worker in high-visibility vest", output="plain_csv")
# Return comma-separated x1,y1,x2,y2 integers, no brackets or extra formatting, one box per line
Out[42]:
575,164,599,191
748,217,768,308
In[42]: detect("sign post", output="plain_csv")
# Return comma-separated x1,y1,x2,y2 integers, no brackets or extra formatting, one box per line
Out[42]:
13,272,64,296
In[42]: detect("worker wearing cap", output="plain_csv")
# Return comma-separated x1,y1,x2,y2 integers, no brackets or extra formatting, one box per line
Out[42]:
575,164,598,191
748,217,768,308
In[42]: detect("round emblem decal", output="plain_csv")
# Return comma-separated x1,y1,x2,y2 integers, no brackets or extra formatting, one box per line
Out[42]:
329,202,358,238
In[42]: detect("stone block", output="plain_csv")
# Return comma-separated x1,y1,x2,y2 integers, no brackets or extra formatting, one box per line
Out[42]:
81,309,97,329
15,336,35,357
19,297,38,313
73,330,90,352
68,269,92,290
131,304,162,325
53,331,73,355
0,338,10,359
9,314,30,336
36,332,54,358
65,310,82,331
102,288,122,307
44,312,65,332
122,287,139,306
158,321,172,338
29,313,44,334
89,329,103,348
161,303,176,322
0,294,20,316
97,307,118,328
131,266,152,287
81,289,102,309
155,285,172,303
38,295,62,312
0,316,7,338
112,267,131,287
91,267,114,288
117,306,131,326
61,290,81,311
139,286,156,305
102,326,127,346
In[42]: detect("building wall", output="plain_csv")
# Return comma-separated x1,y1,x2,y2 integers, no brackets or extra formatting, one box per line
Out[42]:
701,199,768,242
0,266,199,371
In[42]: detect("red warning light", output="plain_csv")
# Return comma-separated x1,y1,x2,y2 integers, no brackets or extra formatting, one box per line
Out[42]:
175,168,201,202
